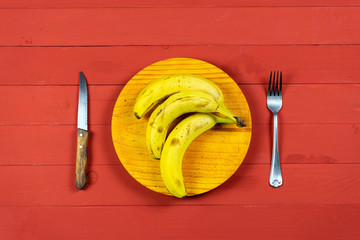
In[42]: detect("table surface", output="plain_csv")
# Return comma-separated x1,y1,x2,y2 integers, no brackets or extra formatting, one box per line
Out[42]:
1,1,360,239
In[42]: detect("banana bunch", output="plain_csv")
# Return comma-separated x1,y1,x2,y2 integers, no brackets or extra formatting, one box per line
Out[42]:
134,74,246,198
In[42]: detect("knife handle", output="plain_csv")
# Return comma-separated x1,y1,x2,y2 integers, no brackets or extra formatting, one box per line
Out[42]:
75,128,89,190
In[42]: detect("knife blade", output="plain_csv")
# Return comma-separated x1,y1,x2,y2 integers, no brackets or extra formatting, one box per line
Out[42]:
75,71,89,190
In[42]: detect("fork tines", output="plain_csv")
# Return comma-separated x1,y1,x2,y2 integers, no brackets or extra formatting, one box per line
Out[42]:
268,71,282,96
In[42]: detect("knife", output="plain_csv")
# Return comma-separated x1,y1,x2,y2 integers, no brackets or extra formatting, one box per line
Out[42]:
75,71,89,190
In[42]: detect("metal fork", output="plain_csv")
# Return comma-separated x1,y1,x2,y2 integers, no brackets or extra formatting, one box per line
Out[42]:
267,71,283,188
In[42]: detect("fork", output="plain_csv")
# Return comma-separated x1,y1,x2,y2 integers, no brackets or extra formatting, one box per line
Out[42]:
267,71,283,188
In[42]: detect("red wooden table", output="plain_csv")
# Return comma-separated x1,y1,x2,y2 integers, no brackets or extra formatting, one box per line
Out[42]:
1,1,360,239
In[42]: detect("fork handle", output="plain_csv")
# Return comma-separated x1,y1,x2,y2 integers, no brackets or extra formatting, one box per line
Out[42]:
270,113,283,188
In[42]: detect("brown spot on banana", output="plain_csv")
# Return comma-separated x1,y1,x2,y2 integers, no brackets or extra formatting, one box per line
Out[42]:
156,108,163,117
193,124,204,132
170,138,180,146
195,102,209,108
186,126,191,136
175,178,182,188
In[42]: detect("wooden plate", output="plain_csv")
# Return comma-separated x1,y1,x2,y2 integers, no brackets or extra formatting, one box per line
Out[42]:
111,58,252,197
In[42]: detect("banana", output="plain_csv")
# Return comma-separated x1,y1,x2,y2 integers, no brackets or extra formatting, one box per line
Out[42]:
134,74,228,119
146,90,245,160
160,113,234,198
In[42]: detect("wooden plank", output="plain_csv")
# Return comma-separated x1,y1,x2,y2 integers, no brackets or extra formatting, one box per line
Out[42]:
0,164,359,206
242,83,360,125
0,125,115,165
0,205,359,240
1,46,360,86
1,0,360,8
248,123,360,164
1,123,359,165
1,123,359,166
0,85,121,126
1,8,360,46
1,84,359,125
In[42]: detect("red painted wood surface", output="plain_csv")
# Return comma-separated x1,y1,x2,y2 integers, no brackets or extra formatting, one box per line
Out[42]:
1,8,360,46
1,205,358,240
1,0,360,8
1,85,359,125
1,1,360,240
1,46,360,85
0,164,360,206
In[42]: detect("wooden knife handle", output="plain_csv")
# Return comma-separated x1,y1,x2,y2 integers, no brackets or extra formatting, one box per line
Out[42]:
75,128,89,190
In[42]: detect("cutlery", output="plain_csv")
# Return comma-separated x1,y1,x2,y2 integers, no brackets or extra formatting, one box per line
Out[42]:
75,71,89,190
267,71,283,188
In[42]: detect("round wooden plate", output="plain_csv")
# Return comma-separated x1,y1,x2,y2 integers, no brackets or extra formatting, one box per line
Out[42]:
111,58,252,197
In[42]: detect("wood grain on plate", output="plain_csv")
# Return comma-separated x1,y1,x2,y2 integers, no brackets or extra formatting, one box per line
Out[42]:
111,58,252,197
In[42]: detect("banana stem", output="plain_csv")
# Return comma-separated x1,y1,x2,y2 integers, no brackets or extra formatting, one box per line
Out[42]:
234,116,246,127
210,114,235,124
217,106,246,127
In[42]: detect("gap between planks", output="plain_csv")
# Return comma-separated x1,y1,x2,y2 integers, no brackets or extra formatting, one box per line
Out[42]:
2,43,360,48
1,82,360,86
1,203,359,207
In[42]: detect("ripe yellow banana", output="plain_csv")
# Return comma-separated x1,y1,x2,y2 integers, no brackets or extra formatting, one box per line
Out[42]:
160,113,234,198
146,90,245,160
134,74,227,119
